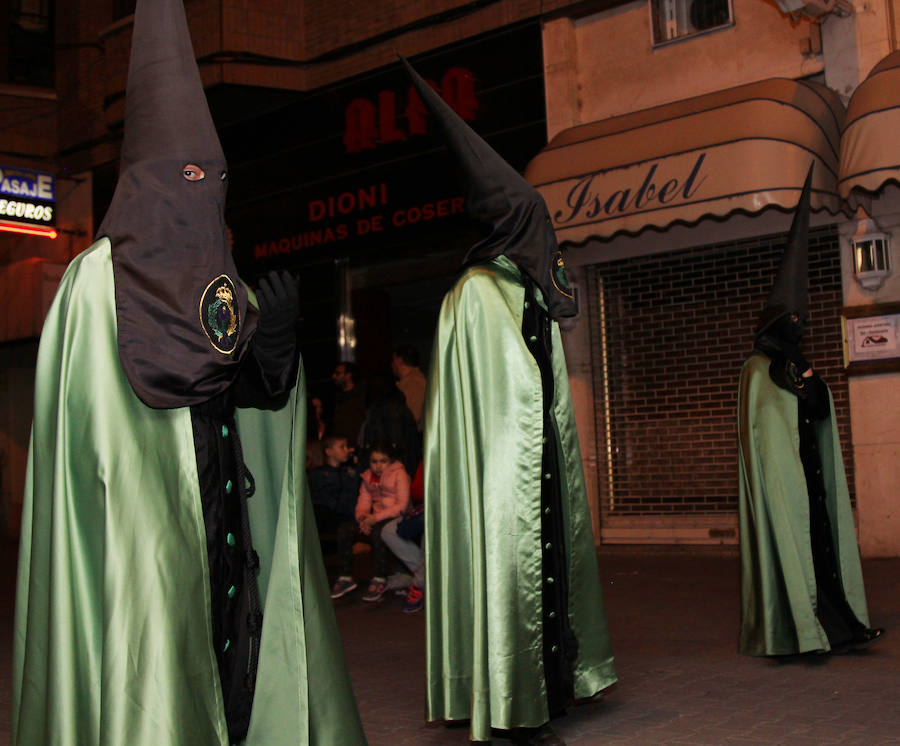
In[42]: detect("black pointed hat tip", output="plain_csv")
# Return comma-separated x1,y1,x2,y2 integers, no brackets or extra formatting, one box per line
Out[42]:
787,161,814,239
799,162,814,206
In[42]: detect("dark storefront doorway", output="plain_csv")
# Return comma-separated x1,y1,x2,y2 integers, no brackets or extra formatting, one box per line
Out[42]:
218,21,548,396
585,225,853,542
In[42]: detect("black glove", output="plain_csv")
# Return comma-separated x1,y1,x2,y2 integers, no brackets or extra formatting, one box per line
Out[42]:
780,341,812,379
255,270,300,342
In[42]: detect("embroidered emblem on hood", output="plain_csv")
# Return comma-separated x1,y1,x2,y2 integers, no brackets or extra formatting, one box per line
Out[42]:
200,274,240,353
550,251,574,299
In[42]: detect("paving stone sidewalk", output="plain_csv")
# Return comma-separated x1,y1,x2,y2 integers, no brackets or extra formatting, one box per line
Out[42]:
334,549,900,746
2,542,898,745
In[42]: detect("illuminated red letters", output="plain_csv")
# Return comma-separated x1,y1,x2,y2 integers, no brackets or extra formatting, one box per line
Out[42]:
344,66,478,153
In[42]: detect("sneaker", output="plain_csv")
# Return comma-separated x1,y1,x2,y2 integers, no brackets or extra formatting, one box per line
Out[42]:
362,577,387,603
330,576,357,599
403,585,424,614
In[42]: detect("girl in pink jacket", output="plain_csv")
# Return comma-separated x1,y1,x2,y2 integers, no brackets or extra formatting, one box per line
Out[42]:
330,442,410,602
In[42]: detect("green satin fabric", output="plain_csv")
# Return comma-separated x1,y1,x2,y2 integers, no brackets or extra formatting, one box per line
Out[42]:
737,352,869,656
424,255,616,741
13,239,366,745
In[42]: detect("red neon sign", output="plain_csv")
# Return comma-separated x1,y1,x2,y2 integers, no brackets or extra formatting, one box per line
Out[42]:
344,66,479,154
0,221,57,239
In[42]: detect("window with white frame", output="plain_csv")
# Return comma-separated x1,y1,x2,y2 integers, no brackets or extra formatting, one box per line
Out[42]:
649,0,733,46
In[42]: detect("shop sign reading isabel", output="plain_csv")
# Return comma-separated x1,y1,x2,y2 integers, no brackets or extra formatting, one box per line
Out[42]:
0,165,56,238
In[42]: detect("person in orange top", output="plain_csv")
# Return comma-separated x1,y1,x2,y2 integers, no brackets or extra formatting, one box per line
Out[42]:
331,441,410,602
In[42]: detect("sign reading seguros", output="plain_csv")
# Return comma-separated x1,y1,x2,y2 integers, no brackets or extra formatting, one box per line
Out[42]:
0,165,56,227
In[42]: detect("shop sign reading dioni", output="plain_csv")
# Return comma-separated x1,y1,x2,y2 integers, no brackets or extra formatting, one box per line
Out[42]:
253,181,464,259
236,23,545,265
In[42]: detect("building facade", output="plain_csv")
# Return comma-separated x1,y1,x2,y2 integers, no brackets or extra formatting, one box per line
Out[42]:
531,0,900,554
0,0,898,555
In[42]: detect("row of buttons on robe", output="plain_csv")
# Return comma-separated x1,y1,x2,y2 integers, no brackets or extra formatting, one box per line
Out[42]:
222,423,239,653
545,533,557,651
543,475,558,653
526,295,563,655
802,417,837,580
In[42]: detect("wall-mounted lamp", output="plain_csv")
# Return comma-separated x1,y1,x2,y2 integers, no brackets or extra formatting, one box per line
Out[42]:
851,215,892,291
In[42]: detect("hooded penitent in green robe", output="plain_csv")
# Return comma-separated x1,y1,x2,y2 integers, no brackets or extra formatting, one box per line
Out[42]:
737,351,869,656
424,255,616,741
12,239,366,745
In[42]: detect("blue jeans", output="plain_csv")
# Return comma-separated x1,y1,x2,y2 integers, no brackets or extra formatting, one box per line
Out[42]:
382,516,424,589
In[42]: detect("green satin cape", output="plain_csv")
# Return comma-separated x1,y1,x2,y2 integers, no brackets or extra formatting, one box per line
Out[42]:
737,352,869,656
424,256,616,741
12,238,366,745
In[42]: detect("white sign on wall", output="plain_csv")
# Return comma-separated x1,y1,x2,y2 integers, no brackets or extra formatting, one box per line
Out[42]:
845,312,900,364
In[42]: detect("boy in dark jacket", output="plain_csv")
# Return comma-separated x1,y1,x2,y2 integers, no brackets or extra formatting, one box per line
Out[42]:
309,435,360,537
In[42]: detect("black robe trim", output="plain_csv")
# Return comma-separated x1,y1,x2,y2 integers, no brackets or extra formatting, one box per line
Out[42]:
190,335,297,742
522,277,578,718
797,379,867,647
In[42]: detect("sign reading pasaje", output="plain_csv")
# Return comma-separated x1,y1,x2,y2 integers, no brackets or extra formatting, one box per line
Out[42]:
0,165,56,228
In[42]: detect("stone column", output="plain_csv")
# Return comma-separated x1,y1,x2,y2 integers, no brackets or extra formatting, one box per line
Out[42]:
541,15,580,141
839,203,900,557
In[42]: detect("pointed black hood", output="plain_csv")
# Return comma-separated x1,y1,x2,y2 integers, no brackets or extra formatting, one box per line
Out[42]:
399,56,576,319
97,0,256,409
755,164,813,340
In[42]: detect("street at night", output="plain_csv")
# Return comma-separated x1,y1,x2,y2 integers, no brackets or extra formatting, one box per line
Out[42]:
3,2,900,745
332,549,899,745
3,540,899,744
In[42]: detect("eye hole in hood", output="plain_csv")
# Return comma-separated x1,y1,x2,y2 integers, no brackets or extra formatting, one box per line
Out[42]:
183,164,205,181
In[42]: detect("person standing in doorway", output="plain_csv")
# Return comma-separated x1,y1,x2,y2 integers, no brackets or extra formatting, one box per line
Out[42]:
392,344,427,432
332,360,367,448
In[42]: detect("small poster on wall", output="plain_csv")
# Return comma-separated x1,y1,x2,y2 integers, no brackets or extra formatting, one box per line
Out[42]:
843,305,900,373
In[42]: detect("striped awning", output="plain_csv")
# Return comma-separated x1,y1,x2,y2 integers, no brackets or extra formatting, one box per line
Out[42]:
526,78,845,246
839,51,900,199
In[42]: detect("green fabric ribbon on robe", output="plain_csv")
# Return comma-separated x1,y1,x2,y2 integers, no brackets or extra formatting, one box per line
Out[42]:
13,238,366,745
424,255,616,742
737,352,869,656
